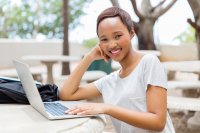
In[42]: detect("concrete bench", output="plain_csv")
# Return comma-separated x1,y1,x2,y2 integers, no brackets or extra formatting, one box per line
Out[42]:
168,80,200,90
0,68,44,82
81,71,107,82
167,96,200,111
168,80,200,99
167,82,200,130
167,95,200,131
55,70,107,88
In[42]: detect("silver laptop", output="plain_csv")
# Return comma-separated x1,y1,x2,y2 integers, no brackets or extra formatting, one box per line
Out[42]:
13,59,92,120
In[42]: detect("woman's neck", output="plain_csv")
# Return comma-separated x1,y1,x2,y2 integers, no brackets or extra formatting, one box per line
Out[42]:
119,49,143,78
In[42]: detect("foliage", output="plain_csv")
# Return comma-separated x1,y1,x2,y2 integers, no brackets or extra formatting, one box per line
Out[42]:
173,25,195,44
0,0,91,39
83,37,98,49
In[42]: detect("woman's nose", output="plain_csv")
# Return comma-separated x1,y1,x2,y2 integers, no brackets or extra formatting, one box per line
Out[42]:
109,40,117,48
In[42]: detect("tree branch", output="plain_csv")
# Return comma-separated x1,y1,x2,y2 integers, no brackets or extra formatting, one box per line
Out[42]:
150,0,166,13
187,0,199,16
187,18,200,32
130,0,144,20
110,0,120,7
152,0,177,19
187,0,200,21
133,21,139,32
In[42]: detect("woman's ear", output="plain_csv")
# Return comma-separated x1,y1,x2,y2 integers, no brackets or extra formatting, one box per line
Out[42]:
130,27,135,38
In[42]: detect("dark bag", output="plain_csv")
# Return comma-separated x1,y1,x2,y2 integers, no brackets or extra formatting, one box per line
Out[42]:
0,77,59,104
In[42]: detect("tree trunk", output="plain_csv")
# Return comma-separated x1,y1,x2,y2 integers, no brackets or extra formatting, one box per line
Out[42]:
33,0,40,39
2,17,8,38
110,0,120,7
130,0,157,50
196,28,200,60
187,0,200,59
62,0,70,75
135,19,156,50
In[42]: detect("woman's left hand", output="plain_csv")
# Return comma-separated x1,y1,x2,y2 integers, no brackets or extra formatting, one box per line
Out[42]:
65,103,109,115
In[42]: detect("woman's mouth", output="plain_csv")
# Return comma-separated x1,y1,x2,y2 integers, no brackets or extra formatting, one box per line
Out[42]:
109,48,122,56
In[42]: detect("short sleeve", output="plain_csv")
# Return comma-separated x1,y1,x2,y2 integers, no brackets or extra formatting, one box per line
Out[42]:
143,55,168,90
94,71,118,94
94,76,106,93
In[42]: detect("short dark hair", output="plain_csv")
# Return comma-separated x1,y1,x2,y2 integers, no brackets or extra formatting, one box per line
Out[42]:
96,6,134,36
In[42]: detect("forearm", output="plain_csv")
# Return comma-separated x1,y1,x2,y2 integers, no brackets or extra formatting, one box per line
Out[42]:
59,54,94,100
105,105,166,132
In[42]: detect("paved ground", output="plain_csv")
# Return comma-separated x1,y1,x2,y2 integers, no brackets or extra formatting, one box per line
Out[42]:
167,72,200,133
169,110,200,133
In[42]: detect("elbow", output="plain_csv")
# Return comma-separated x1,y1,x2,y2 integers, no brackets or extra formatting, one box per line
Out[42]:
58,90,67,101
153,119,166,132
59,87,77,101
154,125,165,132
59,91,73,101
59,87,70,101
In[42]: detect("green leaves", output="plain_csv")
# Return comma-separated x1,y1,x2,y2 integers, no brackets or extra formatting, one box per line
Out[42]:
83,37,98,49
173,25,195,44
0,0,92,39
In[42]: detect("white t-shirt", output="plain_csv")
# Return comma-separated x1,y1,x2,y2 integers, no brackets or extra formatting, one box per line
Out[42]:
94,54,175,133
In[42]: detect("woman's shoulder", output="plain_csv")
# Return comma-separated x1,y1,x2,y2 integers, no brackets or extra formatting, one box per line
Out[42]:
99,70,119,80
138,54,162,71
108,70,120,77
141,54,160,64
142,53,158,60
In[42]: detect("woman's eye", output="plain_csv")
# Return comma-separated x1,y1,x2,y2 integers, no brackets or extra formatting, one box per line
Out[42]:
101,38,108,42
115,35,122,39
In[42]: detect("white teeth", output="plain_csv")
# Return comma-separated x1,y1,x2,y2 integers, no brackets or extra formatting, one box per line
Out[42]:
110,49,121,54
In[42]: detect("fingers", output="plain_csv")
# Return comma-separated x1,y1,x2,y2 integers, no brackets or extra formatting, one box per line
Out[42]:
96,45,105,59
65,106,90,115
97,45,110,62
65,103,102,115
104,54,110,63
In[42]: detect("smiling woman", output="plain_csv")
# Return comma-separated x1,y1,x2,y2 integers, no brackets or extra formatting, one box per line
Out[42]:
59,7,175,133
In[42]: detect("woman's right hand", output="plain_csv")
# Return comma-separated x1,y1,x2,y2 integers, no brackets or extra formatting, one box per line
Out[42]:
87,44,110,62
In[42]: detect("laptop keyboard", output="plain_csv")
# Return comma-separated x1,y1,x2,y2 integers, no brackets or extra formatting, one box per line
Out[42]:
44,102,69,116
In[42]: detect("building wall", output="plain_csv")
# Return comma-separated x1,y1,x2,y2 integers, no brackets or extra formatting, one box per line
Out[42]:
0,39,89,68
159,44,198,61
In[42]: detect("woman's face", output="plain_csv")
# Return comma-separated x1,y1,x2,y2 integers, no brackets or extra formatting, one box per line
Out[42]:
97,17,134,62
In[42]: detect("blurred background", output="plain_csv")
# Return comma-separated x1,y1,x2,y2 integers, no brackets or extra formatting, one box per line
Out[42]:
1,1,200,132
0,0,198,71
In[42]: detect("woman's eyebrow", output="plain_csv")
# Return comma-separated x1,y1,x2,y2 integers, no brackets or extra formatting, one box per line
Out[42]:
113,31,123,34
99,35,106,39
99,31,123,39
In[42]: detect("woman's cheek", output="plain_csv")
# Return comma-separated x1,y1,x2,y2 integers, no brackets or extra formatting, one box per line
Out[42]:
118,37,127,44
99,43,106,53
